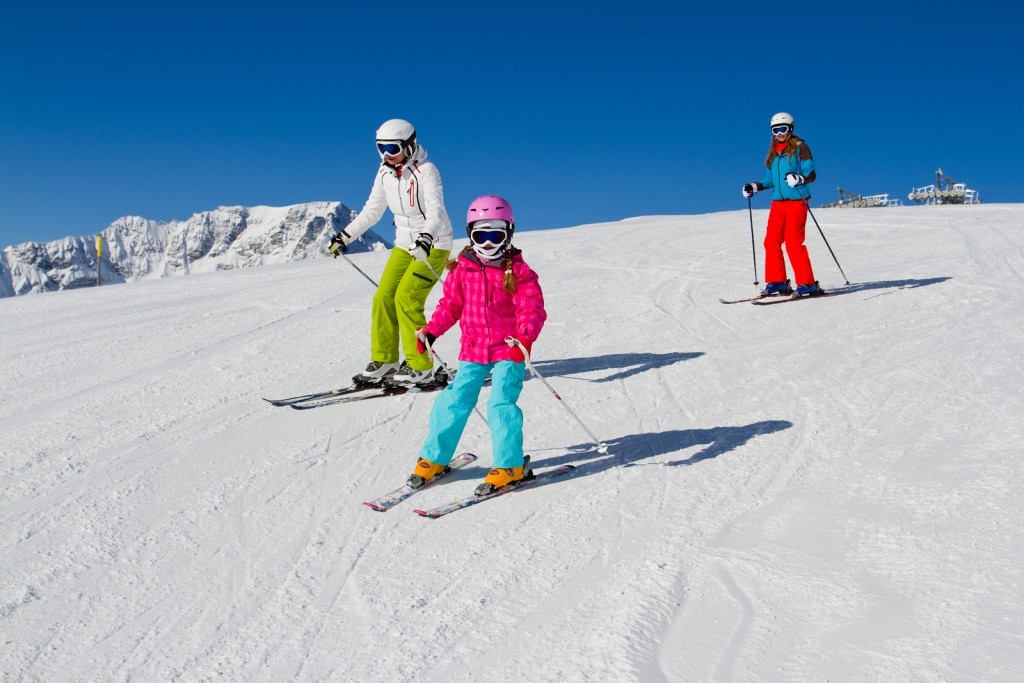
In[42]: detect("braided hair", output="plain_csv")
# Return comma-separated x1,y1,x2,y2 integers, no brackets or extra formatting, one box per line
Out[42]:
502,250,517,295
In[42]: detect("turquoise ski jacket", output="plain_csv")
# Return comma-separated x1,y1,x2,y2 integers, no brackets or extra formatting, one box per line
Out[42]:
761,140,816,201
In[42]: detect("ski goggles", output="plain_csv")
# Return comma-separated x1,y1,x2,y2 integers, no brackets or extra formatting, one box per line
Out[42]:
376,141,404,156
771,124,791,136
470,227,508,246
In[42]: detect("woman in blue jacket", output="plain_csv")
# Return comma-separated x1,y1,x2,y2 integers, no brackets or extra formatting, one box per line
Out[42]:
742,112,823,297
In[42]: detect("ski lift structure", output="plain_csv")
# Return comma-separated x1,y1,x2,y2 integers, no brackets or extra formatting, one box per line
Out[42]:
908,168,980,205
821,188,902,209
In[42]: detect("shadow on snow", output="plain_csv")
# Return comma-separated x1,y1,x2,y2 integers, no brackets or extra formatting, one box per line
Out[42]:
830,276,951,295
532,420,793,479
529,351,703,383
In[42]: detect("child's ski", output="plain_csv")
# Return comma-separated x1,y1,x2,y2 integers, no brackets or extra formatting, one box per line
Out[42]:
363,453,478,511
413,465,576,518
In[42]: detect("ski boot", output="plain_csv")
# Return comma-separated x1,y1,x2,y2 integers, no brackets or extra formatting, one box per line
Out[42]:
407,457,447,489
794,281,824,297
353,361,399,386
389,360,435,386
474,456,533,496
760,279,793,297
432,365,454,385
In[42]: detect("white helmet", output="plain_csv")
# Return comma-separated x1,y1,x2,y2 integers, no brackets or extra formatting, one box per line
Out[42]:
375,118,417,159
770,112,794,128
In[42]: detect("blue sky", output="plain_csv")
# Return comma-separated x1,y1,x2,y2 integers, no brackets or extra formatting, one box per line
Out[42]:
2,1,1021,246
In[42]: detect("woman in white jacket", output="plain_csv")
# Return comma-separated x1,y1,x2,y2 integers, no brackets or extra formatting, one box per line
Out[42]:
329,119,453,385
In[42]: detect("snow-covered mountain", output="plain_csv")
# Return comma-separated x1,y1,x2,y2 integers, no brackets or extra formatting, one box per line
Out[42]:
2,206,1022,681
0,202,385,297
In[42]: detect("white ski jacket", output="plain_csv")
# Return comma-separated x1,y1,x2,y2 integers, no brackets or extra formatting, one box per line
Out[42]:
344,145,454,251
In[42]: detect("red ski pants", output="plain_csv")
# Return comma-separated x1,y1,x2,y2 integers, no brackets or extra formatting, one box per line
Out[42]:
764,200,816,286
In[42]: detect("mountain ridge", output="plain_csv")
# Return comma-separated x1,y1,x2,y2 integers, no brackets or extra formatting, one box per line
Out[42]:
0,201,386,297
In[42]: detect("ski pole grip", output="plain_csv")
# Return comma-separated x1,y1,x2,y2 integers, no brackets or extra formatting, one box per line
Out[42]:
505,336,531,358
505,337,538,376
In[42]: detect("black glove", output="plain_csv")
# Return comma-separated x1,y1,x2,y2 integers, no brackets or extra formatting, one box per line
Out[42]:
742,183,760,199
328,229,352,257
408,232,434,262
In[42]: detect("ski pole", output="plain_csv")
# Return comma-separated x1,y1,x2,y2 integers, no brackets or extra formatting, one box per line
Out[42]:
506,337,609,454
337,251,380,288
803,199,850,285
747,197,759,286
422,257,446,284
421,257,482,423
338,241,444,289
424,336,488,426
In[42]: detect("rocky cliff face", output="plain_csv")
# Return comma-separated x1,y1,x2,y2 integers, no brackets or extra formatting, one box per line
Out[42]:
0,201,382,297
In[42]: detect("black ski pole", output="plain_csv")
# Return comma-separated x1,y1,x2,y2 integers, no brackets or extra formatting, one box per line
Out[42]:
803,199,850,285
747,197,759,286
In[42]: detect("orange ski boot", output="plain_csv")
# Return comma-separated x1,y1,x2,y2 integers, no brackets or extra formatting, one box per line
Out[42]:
407,457,447,489
474,456,532,496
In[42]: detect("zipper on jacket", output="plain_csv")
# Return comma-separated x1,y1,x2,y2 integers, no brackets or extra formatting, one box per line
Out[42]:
480,262,493,352
413,164,426,221
399,175,408,221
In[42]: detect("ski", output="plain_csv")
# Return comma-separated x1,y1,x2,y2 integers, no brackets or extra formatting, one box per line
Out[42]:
363,452,478,511
751,291,830,305
288,378,451,410
263,382,381,406
720,294,775,304
266,367,461,408
285,372,489,410
413,465,576,519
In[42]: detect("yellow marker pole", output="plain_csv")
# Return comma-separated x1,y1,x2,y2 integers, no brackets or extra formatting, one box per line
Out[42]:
96,235,103,286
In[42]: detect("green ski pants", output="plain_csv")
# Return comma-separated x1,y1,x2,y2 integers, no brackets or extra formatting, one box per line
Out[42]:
371,247,451,371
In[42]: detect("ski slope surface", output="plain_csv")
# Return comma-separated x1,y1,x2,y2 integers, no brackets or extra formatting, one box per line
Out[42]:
2,205,1022,682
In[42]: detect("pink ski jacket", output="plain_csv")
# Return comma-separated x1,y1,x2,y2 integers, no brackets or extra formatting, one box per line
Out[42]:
425,248,546,364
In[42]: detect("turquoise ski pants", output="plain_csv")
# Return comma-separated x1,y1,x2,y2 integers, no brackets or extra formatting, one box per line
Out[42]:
421,360,526,469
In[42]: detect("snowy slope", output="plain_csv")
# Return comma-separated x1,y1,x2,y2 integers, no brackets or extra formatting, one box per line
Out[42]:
1,206,1022,682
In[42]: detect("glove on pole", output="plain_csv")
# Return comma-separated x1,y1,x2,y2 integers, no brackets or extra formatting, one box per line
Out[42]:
803,199,850,285
408,233,434,262
505,337,609,454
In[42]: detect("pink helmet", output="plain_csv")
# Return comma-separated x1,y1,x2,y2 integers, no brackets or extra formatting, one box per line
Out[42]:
466,195,515,260
466,195,515,232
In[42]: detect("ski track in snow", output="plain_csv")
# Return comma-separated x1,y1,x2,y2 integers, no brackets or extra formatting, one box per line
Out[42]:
2,207,1023,681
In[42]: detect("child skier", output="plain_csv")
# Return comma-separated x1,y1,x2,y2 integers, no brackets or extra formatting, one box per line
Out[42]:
328,119,453,385
408,195,547,496
742,112,823,297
